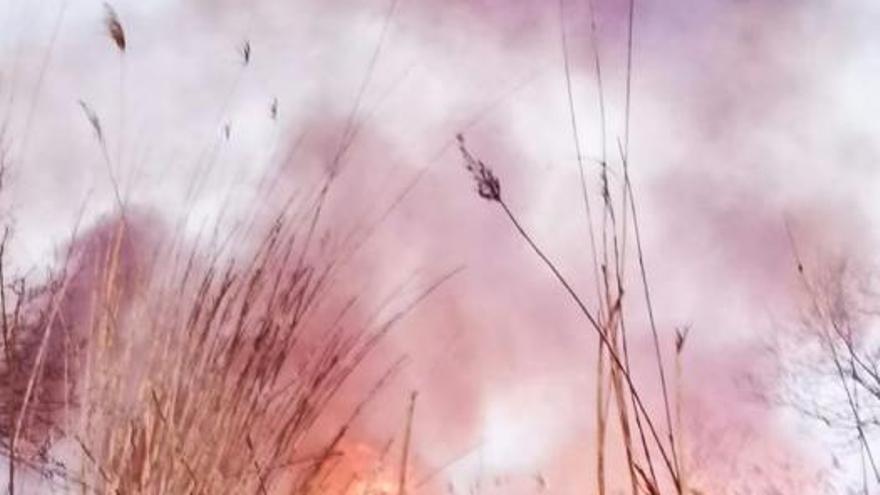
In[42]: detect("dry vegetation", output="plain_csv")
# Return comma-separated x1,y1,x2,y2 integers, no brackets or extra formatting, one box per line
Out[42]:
0,3,437,494
451,1,689,493
0,0,862,494
0,168,448,494
0,0,696,492
768,252,880,493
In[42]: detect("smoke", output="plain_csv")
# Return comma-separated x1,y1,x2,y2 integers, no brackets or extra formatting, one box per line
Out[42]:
1,0,878,492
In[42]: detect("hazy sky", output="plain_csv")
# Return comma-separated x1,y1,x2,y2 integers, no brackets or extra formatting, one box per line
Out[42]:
2,0,879,493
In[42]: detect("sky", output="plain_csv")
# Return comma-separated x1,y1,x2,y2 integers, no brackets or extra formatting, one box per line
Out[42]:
1,0,880,493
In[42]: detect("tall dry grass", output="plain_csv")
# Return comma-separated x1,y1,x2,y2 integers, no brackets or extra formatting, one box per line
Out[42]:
0,185,444,494
454,1,690,493
0,2,439,494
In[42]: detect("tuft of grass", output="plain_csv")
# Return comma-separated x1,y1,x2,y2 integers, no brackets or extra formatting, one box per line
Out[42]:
457,133,682,492
0,196,435,494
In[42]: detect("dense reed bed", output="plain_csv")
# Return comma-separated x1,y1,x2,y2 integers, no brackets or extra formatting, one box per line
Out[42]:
0,3,434,493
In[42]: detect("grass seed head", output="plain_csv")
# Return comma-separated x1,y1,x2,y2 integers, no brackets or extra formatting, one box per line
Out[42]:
103,3,126,52
456,133,501,202
242,40,252,66
78,100,104,143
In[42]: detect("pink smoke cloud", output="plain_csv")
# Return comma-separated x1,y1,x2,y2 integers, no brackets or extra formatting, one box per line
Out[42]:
1,0,878,492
